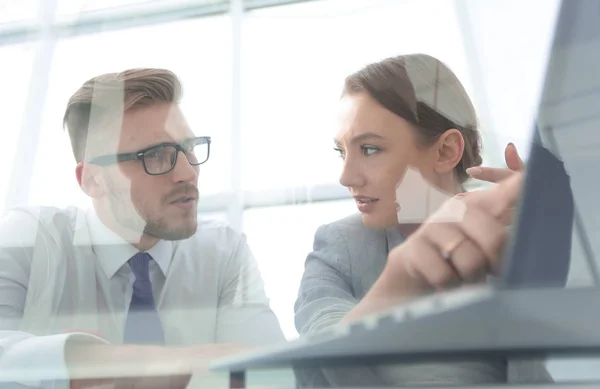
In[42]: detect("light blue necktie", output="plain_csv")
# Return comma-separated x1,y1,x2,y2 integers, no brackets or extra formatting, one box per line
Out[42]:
123,252,165,345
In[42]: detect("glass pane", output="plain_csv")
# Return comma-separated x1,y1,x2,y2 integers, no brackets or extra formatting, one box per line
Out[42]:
241,0,475,191
28,16,231,208
54,0,231,20
0,44,35,208
55,0,155,16
0,0,39,24
243,199,355,339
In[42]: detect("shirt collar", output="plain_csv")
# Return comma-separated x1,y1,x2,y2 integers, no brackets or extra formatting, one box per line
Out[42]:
85,208,173,278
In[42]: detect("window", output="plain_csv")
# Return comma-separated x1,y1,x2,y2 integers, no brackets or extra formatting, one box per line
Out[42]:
55,0,158,17
0,0,39,24
27,16,232,207
0,44,35,209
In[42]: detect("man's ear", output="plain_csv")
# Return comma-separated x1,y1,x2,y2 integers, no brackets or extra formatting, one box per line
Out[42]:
433,128,464,174
76,162,104,198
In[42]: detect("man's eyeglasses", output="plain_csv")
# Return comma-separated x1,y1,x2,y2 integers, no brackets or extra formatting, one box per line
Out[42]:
86,136,211,176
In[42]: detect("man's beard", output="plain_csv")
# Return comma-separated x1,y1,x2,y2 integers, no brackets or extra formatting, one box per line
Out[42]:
106,180,198,241
142,213,198,241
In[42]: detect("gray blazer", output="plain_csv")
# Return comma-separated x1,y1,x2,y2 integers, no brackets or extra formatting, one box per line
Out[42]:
294,213,552,387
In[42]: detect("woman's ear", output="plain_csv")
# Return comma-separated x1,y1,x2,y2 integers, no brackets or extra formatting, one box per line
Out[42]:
76,162,104,198
433,128,464,174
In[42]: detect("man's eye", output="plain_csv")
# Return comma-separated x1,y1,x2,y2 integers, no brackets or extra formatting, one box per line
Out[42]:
362,145,380,156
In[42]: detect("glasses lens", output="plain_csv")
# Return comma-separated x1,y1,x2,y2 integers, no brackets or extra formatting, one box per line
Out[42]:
142,138,209,175
184,138,209,165
143,145,177,174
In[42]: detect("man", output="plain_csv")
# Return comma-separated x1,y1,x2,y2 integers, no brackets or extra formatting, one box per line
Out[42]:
0,68,285,388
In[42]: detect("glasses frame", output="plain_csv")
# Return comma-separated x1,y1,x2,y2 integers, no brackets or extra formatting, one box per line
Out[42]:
86,136,211,176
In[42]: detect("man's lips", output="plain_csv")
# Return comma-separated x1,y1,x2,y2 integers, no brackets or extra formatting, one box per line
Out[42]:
167,186,199,204
170,196,197,204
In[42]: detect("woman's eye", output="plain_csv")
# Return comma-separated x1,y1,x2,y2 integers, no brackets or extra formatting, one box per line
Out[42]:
362,145,380,156
333,147,345,159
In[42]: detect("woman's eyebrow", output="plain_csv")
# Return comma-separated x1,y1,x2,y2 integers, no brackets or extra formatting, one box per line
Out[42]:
335,132,386,145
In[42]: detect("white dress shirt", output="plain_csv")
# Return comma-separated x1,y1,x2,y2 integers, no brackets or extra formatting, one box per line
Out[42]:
0,205,285,388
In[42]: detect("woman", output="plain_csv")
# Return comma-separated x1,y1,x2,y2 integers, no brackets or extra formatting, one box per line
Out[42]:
294,53,549,387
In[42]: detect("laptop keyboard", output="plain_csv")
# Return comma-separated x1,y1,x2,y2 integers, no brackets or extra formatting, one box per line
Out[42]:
327,285,494,339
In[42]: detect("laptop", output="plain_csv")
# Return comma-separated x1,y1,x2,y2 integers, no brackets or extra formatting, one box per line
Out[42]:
212,0,600,375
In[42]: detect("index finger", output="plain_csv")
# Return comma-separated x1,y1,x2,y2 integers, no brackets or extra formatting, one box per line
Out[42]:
466,166,516,183
505,142,525,171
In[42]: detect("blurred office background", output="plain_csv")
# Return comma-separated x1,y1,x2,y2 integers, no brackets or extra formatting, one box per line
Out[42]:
4,0,594,380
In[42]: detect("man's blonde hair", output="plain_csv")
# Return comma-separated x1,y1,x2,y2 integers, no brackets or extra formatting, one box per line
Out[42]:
63,68,182,163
